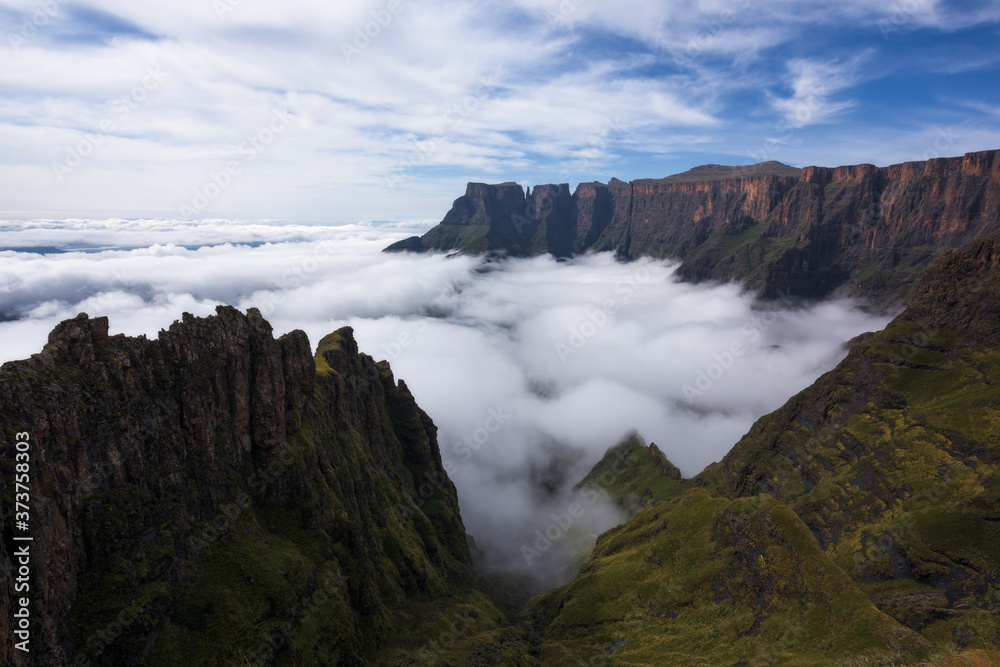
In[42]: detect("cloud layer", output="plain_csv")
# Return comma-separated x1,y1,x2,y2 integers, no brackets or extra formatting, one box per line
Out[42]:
0,220,893,584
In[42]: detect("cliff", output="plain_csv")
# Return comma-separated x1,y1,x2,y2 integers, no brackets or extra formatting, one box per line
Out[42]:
0,307,477,665
385,149,1000,305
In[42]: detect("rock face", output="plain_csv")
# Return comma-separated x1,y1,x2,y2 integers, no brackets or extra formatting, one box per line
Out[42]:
0,306,470,666
386,150,1000,304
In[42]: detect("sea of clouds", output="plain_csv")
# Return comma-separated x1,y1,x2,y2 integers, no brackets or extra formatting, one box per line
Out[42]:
0,219,894,586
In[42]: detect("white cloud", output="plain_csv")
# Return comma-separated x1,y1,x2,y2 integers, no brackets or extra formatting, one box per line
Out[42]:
770,55,868,129
0,13,719,218
0,220,893,585
7,0,996,219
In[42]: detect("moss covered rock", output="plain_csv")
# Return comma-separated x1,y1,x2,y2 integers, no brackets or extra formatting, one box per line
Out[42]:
528,488,929,665
0,307,477,666
694,237,1000,649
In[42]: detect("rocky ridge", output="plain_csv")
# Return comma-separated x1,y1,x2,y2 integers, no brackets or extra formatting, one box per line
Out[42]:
0,307,476,665
386,149,1000,305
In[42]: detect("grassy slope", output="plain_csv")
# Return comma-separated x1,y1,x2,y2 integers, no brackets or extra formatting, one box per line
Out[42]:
528,489,928,666
575,432,689,516
694,238,1000,648
522,238,1000,665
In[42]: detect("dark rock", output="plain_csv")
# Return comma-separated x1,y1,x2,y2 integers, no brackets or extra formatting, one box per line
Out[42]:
0,306,470,665
389,150,1000,305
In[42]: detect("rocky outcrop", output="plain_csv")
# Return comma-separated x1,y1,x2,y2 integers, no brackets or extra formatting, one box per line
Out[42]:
0,306,470,666
386,150,1000,305
574,432,687,517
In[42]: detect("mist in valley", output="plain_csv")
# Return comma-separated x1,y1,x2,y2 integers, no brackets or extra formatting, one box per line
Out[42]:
0,219,895,589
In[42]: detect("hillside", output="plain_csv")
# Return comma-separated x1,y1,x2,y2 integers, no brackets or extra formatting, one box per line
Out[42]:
523,236,1000,664
694,235,1000,642
528,489,930,665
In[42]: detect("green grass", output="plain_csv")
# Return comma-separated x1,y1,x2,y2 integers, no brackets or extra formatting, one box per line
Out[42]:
527,489,930,666
576,432,690,515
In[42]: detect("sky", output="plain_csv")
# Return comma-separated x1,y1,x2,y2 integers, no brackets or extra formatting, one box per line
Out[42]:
0,219,893,582
1,0,999,221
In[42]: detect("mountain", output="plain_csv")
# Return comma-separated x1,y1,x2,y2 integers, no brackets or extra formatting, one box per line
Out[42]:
694,235,1000,641
524,236,1000,665
0,307,510,666
3,238,999,665
574,432,687,517
385,149,1000,305
639,160,803,184
528,489,930,665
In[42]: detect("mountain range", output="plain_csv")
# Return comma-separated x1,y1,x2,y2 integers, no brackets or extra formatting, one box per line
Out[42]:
386,150,1000,306
1,155,1000,665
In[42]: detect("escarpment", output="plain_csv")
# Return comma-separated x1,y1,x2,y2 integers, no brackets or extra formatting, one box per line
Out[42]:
387,149,1000,305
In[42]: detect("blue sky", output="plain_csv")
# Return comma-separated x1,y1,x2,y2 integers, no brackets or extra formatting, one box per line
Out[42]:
0,0,998,221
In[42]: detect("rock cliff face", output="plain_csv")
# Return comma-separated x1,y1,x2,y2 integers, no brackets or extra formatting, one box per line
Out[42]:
386,150,1000,304
0,307,470,666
